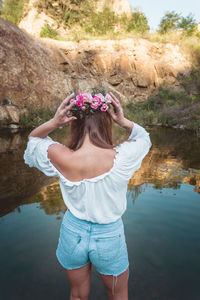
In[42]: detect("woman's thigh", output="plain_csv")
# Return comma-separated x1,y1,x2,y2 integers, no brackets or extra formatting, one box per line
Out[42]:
100,268,129,300
66,262,92,299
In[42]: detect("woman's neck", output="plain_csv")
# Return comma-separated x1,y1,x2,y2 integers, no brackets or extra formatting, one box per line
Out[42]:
79,133,98,150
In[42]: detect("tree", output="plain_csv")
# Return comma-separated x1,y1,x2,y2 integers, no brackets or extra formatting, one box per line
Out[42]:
178,13,197,35
126,8,149,34
159,11,181,34
84,6,118,35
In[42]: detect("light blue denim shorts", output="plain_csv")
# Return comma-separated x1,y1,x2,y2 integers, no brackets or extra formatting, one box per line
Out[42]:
56,209,129,277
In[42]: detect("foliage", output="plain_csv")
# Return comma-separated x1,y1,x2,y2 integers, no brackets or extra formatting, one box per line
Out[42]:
124,86,200,134
0,0,3,12
35,0,150,36
91,87,106,97
19,108,55,128
84,7,118,35
159,11,181,34
0,0,29,25
40,23,59,38
178,13,197,35
126,8,149,33
159,10,197,35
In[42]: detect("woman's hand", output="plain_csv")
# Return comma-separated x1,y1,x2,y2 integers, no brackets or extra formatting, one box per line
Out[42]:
52,93,77,127
28,93,77,138
107,92,126,126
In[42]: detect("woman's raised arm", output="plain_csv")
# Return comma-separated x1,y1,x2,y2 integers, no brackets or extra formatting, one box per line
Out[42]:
28,93,77,139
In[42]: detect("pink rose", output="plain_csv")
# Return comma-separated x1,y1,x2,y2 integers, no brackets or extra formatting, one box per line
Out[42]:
90,96,101,109
81,93,93,103
76,94,84,107
90,103,99,109
100,104,109,111
105,94,112,104
95,93,105,102
81,105,86,111
70,98,76,104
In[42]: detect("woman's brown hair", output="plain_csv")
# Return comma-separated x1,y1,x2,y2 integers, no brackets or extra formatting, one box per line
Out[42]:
68,110,114,151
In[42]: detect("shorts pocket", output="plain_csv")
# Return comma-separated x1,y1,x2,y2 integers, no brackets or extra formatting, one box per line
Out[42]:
59,224,81,255
96,233,121,262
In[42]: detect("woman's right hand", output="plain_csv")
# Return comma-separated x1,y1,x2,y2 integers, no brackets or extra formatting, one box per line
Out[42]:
107,92,126,126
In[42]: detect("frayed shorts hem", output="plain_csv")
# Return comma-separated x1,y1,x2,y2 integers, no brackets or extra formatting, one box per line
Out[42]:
97,263,129,277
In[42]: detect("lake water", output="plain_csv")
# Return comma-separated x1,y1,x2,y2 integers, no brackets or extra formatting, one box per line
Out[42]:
0,125,200,300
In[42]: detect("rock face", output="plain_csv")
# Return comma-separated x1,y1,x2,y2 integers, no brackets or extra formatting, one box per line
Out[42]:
0,17,192,126
19,0,58,38
0,17,73,120
42,38,191,104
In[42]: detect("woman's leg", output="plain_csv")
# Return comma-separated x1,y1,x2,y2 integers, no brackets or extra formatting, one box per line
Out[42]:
99,268,129,300
66,262,92,300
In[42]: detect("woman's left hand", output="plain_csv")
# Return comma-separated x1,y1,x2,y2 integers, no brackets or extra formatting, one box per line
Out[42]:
53,93,77,127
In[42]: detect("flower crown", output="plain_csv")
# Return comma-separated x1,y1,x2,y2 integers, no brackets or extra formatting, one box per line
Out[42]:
69,89,112,119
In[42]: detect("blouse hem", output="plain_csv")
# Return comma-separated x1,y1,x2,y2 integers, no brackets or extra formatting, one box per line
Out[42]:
65,202,126,224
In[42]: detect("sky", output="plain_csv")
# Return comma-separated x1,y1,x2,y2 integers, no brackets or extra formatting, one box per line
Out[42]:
128,0,200,32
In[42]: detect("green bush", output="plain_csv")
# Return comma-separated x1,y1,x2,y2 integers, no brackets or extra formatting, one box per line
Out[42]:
126,8,149,34
0,0,29,25
124,86,200,134
84,7,118,35
40,23,59,38
19,108,55,128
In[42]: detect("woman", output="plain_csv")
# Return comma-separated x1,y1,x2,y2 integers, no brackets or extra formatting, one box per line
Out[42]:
24,90,152,300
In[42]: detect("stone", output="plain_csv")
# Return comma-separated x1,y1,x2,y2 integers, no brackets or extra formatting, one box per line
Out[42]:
5,105,20,123
0,17,72,112
0,106,9,122
8,124,20,129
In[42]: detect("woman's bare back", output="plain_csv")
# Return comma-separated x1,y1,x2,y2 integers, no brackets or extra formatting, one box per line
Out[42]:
48,143,118,182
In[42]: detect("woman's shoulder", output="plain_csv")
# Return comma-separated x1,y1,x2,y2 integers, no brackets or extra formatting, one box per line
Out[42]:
47,143,74,167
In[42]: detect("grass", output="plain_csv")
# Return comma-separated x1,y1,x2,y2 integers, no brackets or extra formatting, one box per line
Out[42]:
146,31,200,67
0,0,29,25
124,86,200,135
19,107,55,128
40,23,67,40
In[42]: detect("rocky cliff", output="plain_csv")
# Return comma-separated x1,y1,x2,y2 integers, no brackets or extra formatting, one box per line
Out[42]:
0,17,192,126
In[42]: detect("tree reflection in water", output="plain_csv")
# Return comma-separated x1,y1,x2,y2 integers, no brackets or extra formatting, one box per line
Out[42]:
29,182,67,219
0,125,200,218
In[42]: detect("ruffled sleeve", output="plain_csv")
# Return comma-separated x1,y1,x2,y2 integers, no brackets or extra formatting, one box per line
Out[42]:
115,122,152,181
23,135,61,177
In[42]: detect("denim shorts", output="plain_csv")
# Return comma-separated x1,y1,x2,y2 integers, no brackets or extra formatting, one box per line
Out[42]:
56,209,129,277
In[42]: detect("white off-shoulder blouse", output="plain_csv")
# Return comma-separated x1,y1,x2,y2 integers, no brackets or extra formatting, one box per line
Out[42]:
24,122,152,224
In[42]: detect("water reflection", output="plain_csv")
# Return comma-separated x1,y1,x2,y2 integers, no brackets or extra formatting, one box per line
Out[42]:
30,182,66,219
0,126,200,218
0,125,200,299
